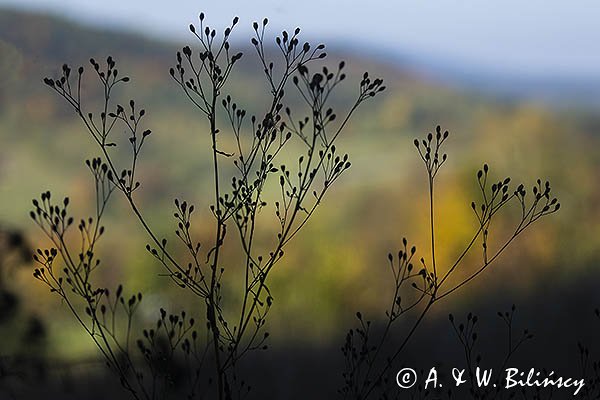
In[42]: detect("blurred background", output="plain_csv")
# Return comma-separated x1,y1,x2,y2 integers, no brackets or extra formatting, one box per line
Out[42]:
0,1,599,398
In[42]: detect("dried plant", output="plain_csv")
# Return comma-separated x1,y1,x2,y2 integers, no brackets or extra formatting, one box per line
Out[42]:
447,307,534,399
32,13,383,400
25,10,568,400
340,126,560,399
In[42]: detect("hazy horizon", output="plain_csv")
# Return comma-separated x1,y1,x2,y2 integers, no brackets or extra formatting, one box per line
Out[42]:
1,0,599,83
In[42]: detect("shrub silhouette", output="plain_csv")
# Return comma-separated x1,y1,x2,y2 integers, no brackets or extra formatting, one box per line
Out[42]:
0,226,46,398
30,12,561,400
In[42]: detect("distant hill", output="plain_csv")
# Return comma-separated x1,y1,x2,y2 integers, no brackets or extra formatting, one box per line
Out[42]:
390,49,600,108
0,7,426,122
3,7,599,109
0,8,172,63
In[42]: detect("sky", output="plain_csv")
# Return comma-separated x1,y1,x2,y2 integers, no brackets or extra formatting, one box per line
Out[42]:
1,0,600,81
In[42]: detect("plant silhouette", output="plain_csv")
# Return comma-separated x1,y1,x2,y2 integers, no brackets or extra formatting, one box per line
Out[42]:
340,127,559,399
33,13,384,400
29,12,564,400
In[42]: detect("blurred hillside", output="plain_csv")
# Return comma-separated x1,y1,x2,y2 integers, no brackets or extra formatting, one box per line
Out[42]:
0,7,599,361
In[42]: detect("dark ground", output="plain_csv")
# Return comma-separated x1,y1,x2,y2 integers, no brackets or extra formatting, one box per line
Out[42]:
0,268,599,400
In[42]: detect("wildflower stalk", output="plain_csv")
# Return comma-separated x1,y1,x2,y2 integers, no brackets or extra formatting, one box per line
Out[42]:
37,13,384,399
341,126,560,399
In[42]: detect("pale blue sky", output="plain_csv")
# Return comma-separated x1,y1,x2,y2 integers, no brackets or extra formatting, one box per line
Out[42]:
1,0,599,80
